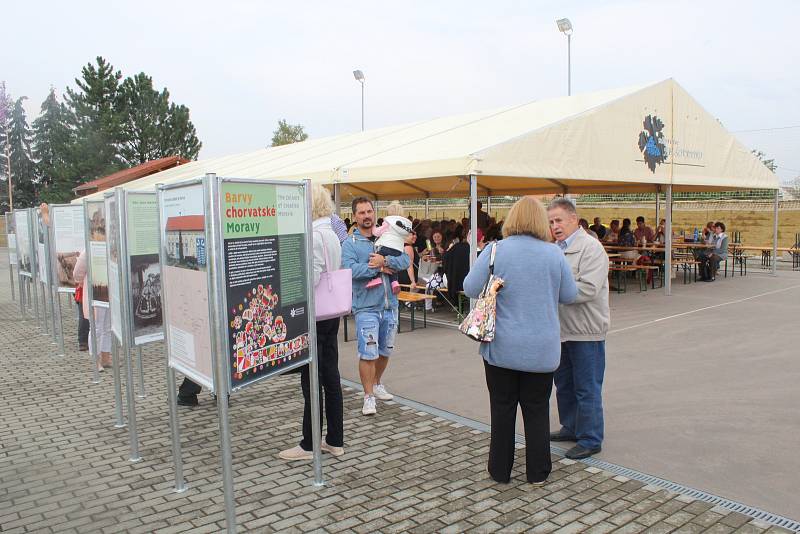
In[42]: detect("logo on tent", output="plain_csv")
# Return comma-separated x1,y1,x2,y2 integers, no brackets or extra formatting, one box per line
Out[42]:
638,115,668,173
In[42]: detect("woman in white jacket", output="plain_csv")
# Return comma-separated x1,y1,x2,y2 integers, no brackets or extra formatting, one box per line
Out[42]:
279,185,345,460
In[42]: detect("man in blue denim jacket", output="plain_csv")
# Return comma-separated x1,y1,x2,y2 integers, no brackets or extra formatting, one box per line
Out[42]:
342,197,410,416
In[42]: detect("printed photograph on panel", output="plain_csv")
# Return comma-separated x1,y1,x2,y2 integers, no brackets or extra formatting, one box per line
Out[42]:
131,253,162,334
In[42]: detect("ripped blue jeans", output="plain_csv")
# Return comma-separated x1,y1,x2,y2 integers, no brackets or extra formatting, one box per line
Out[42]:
355,308,398,360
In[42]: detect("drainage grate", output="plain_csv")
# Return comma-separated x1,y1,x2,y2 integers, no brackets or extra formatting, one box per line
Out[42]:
342,379,800,532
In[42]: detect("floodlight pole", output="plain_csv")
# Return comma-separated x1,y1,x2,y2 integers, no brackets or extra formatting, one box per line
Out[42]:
567,33,571,96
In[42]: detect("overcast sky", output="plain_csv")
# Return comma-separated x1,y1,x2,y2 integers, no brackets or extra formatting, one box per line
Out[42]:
3,0,799,183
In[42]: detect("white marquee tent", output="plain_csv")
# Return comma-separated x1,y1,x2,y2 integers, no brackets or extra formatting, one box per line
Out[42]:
75,78,780,293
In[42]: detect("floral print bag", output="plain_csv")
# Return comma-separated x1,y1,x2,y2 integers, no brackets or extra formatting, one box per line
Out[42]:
459,243,503,342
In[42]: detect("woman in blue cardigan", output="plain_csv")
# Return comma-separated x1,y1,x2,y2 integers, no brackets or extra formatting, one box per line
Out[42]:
464,196,577,485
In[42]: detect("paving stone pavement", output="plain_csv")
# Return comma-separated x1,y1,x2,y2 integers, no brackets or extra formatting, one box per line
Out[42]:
0,274,792,533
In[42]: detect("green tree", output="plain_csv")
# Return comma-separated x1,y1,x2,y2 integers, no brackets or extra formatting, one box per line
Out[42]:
1,97,38,208
117,72,201,165
32,88,74,203
64,56,124,182
752,149,777,172
271,119,308,146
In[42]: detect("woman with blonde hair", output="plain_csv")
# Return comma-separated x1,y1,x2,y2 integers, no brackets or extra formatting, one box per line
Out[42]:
279,184,345,460
463,196,577,485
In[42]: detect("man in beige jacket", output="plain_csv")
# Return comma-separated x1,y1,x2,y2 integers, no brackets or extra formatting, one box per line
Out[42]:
547,198,610,460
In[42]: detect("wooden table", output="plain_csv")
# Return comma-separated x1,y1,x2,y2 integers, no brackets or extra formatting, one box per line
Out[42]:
731,245,799,269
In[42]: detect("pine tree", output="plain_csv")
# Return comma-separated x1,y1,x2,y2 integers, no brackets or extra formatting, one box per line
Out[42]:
4,97,38,208
32,88,74,203
117,72,201,166
64,56,124,182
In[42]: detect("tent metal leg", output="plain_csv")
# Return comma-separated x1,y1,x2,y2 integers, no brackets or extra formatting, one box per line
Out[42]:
665,185,673,296
772,189,779,276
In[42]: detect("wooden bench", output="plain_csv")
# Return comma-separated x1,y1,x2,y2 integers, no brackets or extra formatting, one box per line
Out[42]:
608,264,659,293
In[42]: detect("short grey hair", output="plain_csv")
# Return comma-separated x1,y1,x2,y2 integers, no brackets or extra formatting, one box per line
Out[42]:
547,197,577,214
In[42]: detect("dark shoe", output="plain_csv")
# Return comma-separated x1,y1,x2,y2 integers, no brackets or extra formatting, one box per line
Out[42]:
550,430,577,442
79,342,89,351
565,444,601,460
177,395,198,407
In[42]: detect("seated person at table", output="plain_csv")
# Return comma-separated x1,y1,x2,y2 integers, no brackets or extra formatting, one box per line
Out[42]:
699,222,728,281
603,219,620,243
579,218,599,239
702,221,716,244
589,217,606,240
634,216,655,245
654,219,667,243
618,219,638,260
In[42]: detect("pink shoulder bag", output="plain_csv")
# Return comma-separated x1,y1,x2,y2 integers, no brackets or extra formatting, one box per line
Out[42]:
314,231,352,321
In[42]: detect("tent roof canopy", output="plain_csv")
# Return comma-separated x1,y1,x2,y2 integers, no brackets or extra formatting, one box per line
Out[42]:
75,78,778,204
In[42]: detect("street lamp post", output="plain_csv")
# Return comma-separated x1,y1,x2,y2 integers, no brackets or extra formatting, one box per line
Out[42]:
556,18,573,96
353,69,365,131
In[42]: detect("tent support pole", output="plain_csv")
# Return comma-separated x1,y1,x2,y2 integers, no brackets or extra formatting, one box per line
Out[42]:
655,186,660,225
333,184,341,216
424,198,429,218
665,185,673,296
469,175,478,269
469,175,478,310
772,189,779,276
486,194,492,219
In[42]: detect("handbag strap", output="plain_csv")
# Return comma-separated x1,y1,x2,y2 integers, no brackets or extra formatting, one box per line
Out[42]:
479,242,498,298
313,229,332,272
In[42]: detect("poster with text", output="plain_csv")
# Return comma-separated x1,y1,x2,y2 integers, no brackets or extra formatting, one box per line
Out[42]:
161,183,214,390
36,211,48,284
7,214,17,265
127,193,163,345
52,205,85,290
105,195,123,341
87,201,108,305
221,181,310,390
15,210,32,276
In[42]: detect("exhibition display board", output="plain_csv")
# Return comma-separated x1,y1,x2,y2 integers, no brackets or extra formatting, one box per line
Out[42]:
15,209,33,277
5,213,17,302
36,210,49,285
158,174,322,533
51,204,86,291
221,180,310,391
5,212,17,266
85,200,109,306
105,194,123,341
159,181,214,391
125,193,163,345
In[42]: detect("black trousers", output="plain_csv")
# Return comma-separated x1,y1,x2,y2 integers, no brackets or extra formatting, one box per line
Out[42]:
483,360,553,483
77,303,90,344
179,377,202,398
300,317,344,450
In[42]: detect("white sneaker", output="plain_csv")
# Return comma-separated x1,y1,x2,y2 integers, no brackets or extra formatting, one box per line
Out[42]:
373,384,394,401
278,446,312,461
362,395,377,415
321,441,345,457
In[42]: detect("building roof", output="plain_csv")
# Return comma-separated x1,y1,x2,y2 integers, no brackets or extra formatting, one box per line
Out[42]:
73,156,190,196
75,79,779,202
165,215,205,232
